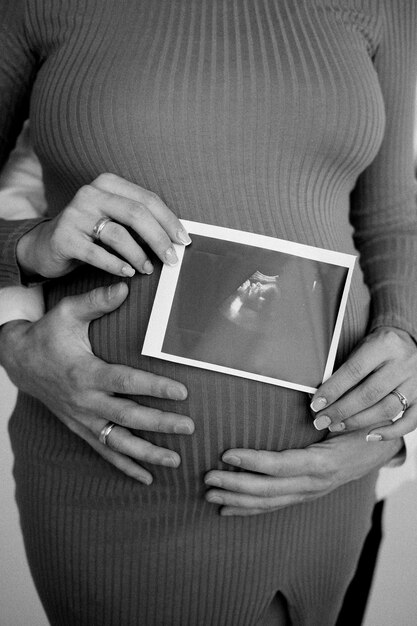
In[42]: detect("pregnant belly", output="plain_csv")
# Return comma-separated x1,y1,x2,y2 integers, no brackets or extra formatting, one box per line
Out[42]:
43,264,331,492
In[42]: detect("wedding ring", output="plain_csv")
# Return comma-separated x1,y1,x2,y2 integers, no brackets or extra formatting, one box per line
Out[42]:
92,216,113,241
99,421,116,446
390,389,409,412
390,389,409,421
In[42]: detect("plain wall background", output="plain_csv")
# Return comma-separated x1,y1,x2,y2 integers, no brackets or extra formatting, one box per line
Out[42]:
1,365,417,626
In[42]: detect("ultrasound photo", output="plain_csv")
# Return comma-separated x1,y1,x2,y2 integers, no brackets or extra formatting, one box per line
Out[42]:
142,221,355,393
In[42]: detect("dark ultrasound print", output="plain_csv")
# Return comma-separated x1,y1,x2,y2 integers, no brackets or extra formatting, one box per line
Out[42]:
162,234,348,388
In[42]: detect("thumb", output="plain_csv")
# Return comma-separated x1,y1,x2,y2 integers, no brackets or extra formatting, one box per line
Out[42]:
62,282,129,323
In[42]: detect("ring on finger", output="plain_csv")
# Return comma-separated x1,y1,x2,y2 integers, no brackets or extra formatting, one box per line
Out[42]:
92,216,113,242
99,421,116,446
389,389,409,421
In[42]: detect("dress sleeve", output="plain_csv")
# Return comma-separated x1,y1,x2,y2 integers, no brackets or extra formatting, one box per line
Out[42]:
349,0,417,342
0,0,48,288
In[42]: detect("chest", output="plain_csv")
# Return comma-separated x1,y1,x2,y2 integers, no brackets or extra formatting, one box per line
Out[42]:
30,0,385,191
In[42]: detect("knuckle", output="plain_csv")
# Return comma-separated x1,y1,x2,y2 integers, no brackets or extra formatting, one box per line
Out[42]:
66,363,85,392
94,172,119,188
260,481,277,499
83,247,97,265
112,371,133,394
75,184,97,205
104,222,124,244
149,378,166,398
361,382,384,405
125,201,144,222
381,401,398,420
344,358,364,381
144,190,161,206
85,287,101,309
56,296,73,318
382,329,402,350
330,404,348,421
113,410,130,428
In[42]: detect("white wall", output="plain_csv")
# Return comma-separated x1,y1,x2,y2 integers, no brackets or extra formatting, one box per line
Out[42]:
1,367,417,626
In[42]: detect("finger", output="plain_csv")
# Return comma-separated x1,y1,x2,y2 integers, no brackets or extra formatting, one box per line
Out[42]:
310,337,389,413
64,415,153,484
97,220,153,274
101,196,181,266
366,405,417,441
74,241,138,278
92,173,191,247
220,507,266,517
100,396,194,435
205,489,304,510
205,470,314,497
97,423,181,468
95,363,188,401
221,448,318,477
338,389,413,432
219,498,308,515
59,282,129,324
312,365,408,432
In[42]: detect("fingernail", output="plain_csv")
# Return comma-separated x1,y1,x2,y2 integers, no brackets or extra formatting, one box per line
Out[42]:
207,495,223,504
164,247,178,266
168,385,187,400
205,476,222,487
310,397,328,412
107,282,122,299
366,433,383,442
121,265,135,277
139,475,153,485
313,415,332,430
222,454,241,466
163,456,180,468
142,260,153,274
329,421,346,433
174,421,193,435
177,229,192,245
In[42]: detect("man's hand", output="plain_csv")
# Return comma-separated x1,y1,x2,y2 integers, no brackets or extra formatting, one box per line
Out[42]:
0,282,194,485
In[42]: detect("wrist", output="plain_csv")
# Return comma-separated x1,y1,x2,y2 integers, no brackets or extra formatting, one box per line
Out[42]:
16,222,49,279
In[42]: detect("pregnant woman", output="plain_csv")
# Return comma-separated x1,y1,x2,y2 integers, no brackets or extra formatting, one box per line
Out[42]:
1,1,417,624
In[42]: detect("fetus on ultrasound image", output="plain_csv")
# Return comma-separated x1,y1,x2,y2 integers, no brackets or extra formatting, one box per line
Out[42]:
162,235,348,388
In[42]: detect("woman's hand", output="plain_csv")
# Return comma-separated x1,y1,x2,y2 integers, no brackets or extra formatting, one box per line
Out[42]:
16,173,191,279
0,283,194,485
204,430,402,516
310,326,417,441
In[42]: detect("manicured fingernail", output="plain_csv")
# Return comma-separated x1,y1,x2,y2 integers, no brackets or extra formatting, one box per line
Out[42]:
168,385,187,400
310,397,328,412
164,247,178,265
329,421,346,433
121,265,135,277
142,260,153,274
313,415,332,430
205,476,222,487
366,433,383,442
207,495,223,504
174,421,193,435
177,229,192,245
163,456,180,468
222,454,241,466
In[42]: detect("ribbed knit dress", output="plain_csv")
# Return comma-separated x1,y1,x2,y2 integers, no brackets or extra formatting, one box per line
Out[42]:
1,1,417,625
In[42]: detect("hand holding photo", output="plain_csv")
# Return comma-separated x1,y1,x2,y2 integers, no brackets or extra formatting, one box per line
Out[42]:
142,221,356,393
